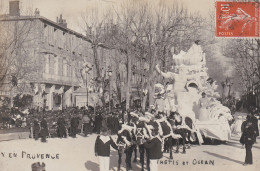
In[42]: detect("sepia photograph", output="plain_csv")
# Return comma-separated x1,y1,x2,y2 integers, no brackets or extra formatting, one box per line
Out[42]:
0,0,259,171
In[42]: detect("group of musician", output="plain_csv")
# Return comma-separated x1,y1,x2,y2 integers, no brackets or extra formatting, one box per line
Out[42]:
95,109,191,171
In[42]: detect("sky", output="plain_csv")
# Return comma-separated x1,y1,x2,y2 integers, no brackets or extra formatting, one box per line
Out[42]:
0,0,214,33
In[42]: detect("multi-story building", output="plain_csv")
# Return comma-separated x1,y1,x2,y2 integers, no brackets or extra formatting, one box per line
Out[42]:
0,1,94,110
0,0,152,110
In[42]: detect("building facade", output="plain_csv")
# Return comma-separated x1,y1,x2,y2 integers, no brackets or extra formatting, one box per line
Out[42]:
0,1,94,110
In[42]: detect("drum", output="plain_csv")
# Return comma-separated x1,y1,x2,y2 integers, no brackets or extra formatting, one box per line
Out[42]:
118,143,126,153
137,135,144,145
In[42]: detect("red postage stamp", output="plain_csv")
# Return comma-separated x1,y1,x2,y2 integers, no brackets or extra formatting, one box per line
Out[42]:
216,1,259,38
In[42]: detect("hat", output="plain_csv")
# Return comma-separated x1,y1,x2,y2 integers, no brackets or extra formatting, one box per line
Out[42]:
145,112,153,119
139,117,150,123
130,112,139,118
146,125,154,130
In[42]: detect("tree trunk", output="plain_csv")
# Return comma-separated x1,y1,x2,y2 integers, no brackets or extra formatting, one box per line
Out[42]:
126,54,132,110
93,45,101,78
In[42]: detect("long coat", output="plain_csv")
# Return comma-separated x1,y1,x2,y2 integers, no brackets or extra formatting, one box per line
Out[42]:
40,119,49,137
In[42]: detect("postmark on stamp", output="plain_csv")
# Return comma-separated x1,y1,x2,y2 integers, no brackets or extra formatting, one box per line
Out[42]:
215,1,259,38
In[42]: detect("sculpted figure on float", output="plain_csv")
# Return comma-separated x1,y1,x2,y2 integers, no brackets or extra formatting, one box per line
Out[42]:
155,40,232,123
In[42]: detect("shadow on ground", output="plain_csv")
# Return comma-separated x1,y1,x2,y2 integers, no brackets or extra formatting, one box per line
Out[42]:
85,161,99,171
203,151,244,165
85,149,143,171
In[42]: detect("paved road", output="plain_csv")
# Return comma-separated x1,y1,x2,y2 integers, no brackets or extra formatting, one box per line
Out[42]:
0,134,259,171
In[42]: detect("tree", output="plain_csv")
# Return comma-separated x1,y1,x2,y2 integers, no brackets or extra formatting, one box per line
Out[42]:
224,39,260,108
0,17,42,101
79,0,207,110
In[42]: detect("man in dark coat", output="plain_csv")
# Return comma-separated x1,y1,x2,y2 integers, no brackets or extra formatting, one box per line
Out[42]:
112,113,120,134
82,114,91,136
107,113,113,133
33,120,40,140
240,121,255,165
40,116,49,142
95,113,103,134
57,116,67,138
70,114,79,138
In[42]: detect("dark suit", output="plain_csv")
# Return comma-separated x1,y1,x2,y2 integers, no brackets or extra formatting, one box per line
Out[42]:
57,117,67,138
40,119,49,142
33,120,40,140
70,117,79,138
241,124,255,164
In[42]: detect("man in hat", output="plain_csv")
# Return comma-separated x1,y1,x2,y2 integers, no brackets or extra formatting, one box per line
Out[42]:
112,112,120,134
82,113,91,136
40,116,49,143
95,112,103,134
240,121,255,165
57,115,67,138
33,119,40,140
134,116,150,171
70,114,79,138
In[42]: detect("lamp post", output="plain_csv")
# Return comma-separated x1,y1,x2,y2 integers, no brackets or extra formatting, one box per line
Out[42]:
107,68,112,113
84,65,92,108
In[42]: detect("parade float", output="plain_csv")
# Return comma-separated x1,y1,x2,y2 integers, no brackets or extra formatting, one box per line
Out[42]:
155,41,232,142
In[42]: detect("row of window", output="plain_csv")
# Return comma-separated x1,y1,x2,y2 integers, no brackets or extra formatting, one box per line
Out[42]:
43,23,91,56
44,54,75,77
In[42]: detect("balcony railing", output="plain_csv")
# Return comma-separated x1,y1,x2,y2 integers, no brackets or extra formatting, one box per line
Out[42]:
42,73,79,86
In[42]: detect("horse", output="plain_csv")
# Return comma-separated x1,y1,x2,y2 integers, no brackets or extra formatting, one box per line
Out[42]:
168,112,195,154
154,114,176,159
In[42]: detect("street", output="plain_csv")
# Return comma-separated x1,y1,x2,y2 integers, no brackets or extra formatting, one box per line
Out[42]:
0,134,259,171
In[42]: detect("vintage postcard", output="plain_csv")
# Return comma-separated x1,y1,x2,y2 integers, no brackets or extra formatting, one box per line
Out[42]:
0,0,259,171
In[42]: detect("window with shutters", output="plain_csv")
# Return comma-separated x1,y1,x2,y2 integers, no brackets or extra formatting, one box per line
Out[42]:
54,28,57,46
58,58,63,76
63,59,67,76
49,55,54,74
45,55,49,73
53,57,58,75
67,64,70,78
44,24,48,43
48,26,54,46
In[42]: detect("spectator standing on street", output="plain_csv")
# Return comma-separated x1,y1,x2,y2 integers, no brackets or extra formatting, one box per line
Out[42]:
40,116,49,143
82,113,91,136
240,120,255,165
33,119,40,140
57,116,67,138
95,113,102,134
70,114,79,138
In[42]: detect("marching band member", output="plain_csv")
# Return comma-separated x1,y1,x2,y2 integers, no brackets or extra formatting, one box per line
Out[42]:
95,126,118,171
144,125,163,171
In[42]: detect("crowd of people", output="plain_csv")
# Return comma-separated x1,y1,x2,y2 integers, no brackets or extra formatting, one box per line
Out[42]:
27,106,127,142
0,103,259,170
0,106,127,140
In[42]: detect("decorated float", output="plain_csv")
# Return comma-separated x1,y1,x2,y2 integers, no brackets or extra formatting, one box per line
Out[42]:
154,41,232,142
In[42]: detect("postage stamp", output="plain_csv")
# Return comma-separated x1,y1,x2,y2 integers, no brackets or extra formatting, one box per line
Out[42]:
215,1,259,38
